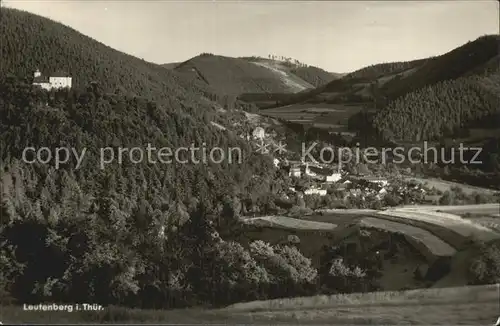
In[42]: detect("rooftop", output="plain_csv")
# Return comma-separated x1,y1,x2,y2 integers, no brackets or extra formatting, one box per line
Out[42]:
34,69,71,78
33,76,49,83
51,70,70,77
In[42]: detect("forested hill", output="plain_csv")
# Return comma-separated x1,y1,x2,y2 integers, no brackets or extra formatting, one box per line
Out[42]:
380,35,500,100
0,8,218,104
0,8,301,308
372,35,500,142
373,72,500,142
343,59,429,80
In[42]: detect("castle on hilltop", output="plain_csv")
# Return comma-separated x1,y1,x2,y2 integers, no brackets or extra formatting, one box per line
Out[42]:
32,68,72,90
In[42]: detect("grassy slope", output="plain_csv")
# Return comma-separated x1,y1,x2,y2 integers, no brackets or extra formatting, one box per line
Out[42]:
172,55,342,97
174,54,302,96
161,62,181,69
290,65,341,87
2,285,498,324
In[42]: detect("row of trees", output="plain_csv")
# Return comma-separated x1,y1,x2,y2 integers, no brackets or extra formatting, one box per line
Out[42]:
267,55,309,68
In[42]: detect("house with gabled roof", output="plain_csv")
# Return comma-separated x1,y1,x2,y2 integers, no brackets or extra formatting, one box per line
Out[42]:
32,68,72,90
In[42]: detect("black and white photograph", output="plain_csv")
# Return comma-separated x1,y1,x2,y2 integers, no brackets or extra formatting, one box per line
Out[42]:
0,0,499,324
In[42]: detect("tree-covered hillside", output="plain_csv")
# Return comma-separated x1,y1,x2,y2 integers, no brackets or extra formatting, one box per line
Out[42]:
0,8,217,103
344,59,428,81
373,73,500,142
381,35,500,99
290,66,341,87
0,8,375,310
0,77,304,307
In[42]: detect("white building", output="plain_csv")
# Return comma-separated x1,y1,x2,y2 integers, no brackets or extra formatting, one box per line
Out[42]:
33,69,72,90
304,188,327,196
273,158,280,168
365,177,388,187
252,127,265,140
325,172,342,183
289,166,301,177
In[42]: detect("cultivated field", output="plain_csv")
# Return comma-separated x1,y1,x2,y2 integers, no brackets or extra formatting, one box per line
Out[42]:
358,217,456,260
461,215,500,232
378,208,500,243
259,103,365,130
314,204,500,246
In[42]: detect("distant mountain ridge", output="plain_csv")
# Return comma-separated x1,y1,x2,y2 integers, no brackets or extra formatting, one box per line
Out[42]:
259,35,500,109
163,54,341,96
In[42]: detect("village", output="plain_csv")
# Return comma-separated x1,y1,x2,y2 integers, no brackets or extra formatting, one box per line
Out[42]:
245,125,451,213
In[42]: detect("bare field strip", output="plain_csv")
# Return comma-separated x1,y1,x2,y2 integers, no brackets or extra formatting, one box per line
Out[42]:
400,203,500,214
358,217,456,259
378,209,500,242
305,107,346,113
406,177,499,195
243,215,338,231
398,203,500,214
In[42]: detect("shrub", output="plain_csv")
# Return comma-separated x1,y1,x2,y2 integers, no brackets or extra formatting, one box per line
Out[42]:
468,241,500,285
249,240,318,297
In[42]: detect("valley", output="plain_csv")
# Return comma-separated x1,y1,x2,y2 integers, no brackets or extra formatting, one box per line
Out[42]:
0,2,499,325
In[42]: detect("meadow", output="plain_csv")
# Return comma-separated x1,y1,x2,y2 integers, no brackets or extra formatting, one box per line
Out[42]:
3,285,498,324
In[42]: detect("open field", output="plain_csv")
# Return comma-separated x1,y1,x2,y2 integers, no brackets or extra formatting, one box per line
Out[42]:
223,284,500,325
227,283,498,312
3,285,498,324
358,217,456,259
259,103,366,129
315,204,500,246
373,213,468,249
379,209,500,242
461,215,500,232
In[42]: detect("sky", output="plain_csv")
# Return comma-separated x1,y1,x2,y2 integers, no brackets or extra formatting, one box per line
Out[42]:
2,0,499,73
